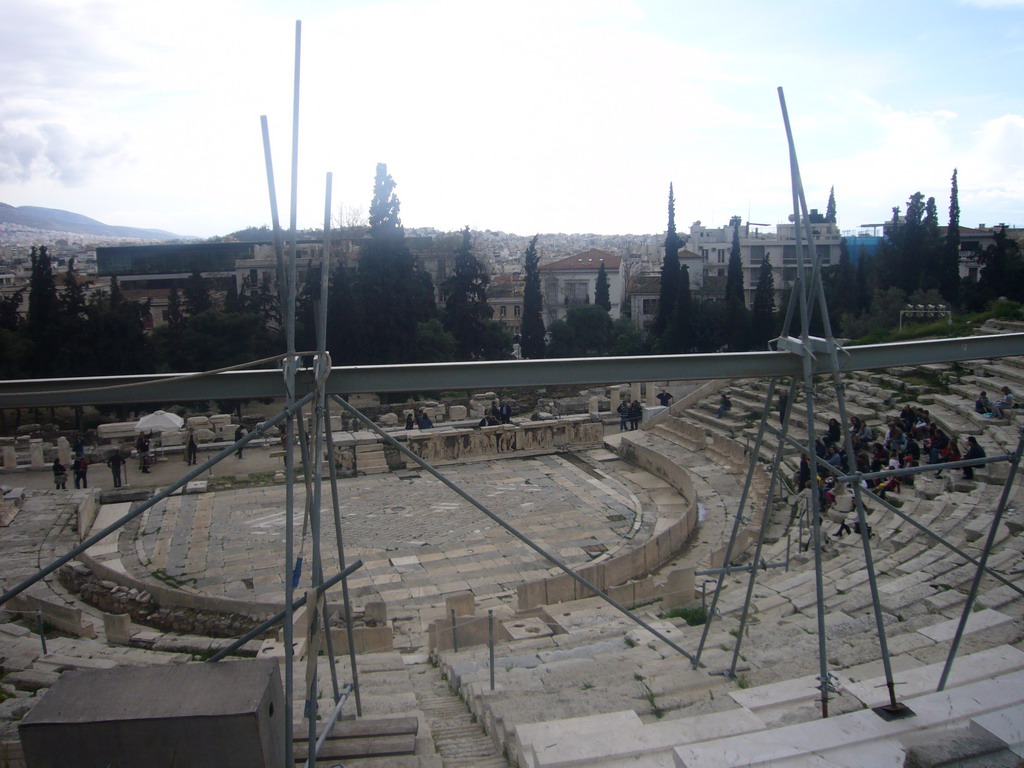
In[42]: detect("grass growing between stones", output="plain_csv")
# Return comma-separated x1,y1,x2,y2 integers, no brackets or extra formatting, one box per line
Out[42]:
660,606,707,626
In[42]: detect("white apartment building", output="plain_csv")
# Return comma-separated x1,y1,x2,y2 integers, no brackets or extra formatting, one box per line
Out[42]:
689,213,842,308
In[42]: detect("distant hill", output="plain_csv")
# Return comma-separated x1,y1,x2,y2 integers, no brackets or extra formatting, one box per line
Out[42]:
0,203,186,241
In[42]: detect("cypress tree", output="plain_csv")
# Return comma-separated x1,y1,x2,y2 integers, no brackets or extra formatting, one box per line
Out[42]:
443,226,494,359
356,163,432,364
751,254,776,348
825,186,837,224
725,216,745,304
940,169,961,304
26,246,61,375
665,264,692,353
520,235,546,359
595,262,611,312
653,184,681,338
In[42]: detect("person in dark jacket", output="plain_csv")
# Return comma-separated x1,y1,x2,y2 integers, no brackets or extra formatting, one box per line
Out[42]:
107,450,125,488
962,436,985,480
72,455,89,489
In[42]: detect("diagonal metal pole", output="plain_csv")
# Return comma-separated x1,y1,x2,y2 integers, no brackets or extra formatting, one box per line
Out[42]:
938,427,1024,691
323,400,362,716
693,375,783,668
331,394,700,664
728,376,798,678
779,86,832,718
784,95,905,715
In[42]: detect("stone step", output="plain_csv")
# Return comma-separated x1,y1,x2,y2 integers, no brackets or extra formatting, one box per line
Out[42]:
673,663,1024,767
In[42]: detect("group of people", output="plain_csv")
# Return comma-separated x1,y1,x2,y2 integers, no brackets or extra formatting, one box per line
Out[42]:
478,399,513,427
975,387,1016,419
798,402,990,535
617,399,643,431
52,436,127,490
405,408,435,430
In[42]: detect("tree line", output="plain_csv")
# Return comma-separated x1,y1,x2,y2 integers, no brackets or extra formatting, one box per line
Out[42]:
3,167,1020,390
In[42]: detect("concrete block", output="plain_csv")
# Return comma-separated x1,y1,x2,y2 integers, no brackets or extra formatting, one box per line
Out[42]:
18,660,284,768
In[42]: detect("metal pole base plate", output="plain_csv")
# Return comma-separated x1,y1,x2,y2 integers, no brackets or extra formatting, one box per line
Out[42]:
873,703,915,721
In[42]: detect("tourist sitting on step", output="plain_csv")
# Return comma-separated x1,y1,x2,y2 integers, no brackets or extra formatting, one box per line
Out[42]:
991,386,1016,419
962,435,986,480
869,443,888,472
885,418,907,454
715,393,732,419
934,435,961,477
976,391,993,416
898,403,916,434
822,418,841,448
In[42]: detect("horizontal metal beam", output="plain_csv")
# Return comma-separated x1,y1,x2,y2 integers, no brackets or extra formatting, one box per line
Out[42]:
0,333,1021,408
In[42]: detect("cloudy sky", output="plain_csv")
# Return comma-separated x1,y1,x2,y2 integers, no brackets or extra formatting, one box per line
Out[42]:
1,0,1022,239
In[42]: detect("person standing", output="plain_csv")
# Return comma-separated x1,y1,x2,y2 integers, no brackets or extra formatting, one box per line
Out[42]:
628,399,642,430
136,432,150,473
499,401,512,424
72,455,89,489
617,400,629,431
107,450,125,489
52,458,67,490
185,428,199,466
234,424,247,458
72,435,85,459
656,390,673,407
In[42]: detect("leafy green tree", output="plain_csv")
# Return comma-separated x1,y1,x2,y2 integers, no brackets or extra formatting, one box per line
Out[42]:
520,235,546,359
940,169,961,304
653,184,681,338
595,262,611,312
85,289,155,375
414,318,457,362
153,309,281,373
547,305,614,357
443,226,496,359
822,238,857,334
975,225,1024,307
0,289,22,332
610,317,646,355
750,255,776,348
182,268,212,315
165,287,184,329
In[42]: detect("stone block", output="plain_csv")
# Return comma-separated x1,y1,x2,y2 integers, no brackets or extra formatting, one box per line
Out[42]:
662,569,696,610
363,601,387,626
517,580,547,611
186,416,212,429
379,412,399,427
546,574,575,604
29,440,44,468
103,612,134,645
2,445,16,468
449,405,467,420
445,591,476,617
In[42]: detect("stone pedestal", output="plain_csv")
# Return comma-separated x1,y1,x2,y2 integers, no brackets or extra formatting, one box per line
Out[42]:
646,384,657,407
29,439,44,468
3,445,17,469
57,436,72,467
630,382,642,403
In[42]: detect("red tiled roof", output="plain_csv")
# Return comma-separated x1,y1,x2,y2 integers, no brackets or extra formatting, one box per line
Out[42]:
539,249,620,271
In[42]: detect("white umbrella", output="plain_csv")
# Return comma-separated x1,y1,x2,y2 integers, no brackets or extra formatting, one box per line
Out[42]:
134,410,184,433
